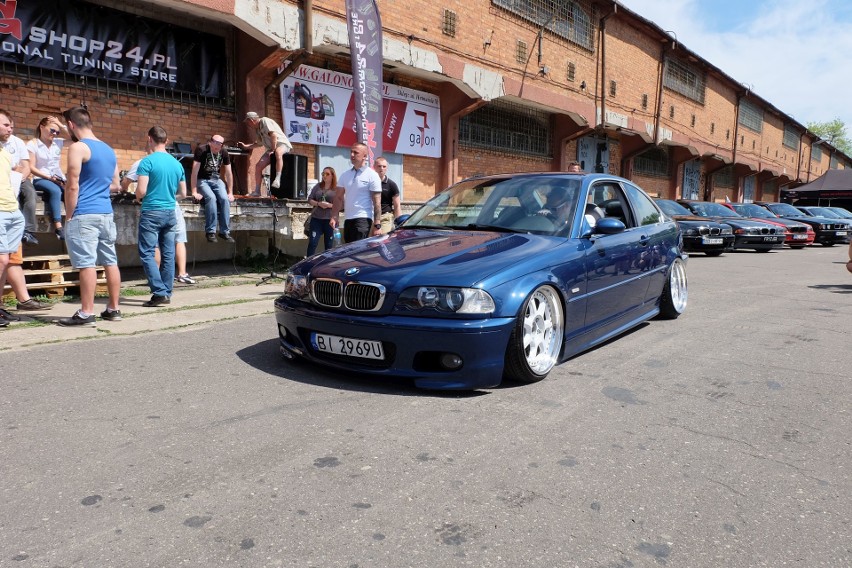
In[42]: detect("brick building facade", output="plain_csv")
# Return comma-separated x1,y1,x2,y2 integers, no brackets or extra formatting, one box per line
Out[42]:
2,0,847,221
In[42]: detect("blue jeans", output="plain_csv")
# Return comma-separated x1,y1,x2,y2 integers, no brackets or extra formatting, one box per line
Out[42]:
306,216,333,257
197,178,230,235
138,209,177,297
33,178,64,223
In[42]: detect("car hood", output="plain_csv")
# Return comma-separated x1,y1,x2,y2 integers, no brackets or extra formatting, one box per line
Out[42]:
670,214,727,225
702,216,773,228
294,229,566,288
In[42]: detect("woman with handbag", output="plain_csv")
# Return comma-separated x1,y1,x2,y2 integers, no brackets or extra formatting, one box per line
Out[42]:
305,166,338,257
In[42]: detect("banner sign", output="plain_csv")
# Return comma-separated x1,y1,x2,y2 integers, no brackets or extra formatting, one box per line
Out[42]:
345,0,383,163
0,0,226,97
280,65,442,159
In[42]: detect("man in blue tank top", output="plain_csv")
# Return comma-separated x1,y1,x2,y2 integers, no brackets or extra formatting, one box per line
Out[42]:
57,106,122,327
135,126,186,307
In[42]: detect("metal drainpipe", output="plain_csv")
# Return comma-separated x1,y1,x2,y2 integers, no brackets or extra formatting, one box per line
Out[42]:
731,92,742,167
263,0,314,117
597,8,615,130
796,131,805,181
652,41,668,146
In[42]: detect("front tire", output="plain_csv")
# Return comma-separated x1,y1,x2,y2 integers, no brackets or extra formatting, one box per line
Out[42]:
659,258,688,319
504,286,564,383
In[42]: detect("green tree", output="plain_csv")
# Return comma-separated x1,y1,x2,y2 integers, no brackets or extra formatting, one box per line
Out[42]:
807,118,852,155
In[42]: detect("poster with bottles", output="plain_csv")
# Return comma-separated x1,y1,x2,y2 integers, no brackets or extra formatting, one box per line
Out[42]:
280,65,442,158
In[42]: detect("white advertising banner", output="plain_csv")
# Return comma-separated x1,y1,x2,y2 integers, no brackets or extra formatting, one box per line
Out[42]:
279,65,442,158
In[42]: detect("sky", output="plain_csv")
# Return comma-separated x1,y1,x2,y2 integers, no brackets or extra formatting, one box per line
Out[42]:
617,0,852,131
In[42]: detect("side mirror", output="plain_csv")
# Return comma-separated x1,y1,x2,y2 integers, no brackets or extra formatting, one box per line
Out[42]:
394,214,411,228
592,217,627,235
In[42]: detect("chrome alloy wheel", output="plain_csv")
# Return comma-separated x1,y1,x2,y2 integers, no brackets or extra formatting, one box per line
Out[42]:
521,286,564,375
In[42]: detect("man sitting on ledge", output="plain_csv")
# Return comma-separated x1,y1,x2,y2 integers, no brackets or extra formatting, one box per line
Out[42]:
191,134,235,243
238,112,292,197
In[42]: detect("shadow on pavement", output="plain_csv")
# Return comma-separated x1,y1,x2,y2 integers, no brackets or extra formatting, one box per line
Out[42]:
236,339,488,398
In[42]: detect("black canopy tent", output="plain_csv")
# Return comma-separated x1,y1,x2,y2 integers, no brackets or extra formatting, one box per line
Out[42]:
781,169,852,207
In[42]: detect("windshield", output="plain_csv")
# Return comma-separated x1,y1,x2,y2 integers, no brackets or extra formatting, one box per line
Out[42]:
828,207,852,219
404,176,583,236
656,199,692,216
732,203,776,218
804,207,840,218
768,202,806,216
687,201,740,218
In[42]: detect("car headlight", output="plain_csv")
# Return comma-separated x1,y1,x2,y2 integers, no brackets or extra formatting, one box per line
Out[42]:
721,227,733,235
682,228,698,236
397,287,495,314
818,223,830,230
283,273,310,300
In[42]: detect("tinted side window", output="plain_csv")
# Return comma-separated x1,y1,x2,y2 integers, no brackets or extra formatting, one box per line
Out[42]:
624,183,662,226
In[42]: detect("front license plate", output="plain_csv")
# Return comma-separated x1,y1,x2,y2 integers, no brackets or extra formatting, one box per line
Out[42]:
311,332,385,360
792,234,808,240
837,231,848,236
763,236,779,242
702,237,723,245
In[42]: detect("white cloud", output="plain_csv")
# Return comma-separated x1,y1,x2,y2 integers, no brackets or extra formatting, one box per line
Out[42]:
618,0,852,131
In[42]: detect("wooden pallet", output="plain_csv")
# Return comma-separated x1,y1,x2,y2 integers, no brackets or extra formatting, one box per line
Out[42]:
2,254,106,299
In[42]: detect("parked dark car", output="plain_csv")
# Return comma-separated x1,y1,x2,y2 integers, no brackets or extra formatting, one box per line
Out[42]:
755,202,850,246
677,200,785,251
722,202,814,248
275,173,688,390
796,205,847,220
655,199,734,256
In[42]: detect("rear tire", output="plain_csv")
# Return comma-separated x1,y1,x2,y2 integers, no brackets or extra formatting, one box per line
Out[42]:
659,258,688,319
504,286,564,383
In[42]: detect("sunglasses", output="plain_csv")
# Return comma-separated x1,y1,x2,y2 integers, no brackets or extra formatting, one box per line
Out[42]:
49,128,61,135
322,172,332,176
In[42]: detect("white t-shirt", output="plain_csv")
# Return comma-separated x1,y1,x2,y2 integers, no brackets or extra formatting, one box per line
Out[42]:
338,165,381,221
1,135,28,169
26,137,64,178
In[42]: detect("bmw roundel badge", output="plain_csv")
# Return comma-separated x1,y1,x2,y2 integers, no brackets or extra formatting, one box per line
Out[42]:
345,267,360,276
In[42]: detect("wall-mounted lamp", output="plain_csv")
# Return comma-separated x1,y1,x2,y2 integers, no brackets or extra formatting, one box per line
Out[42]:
580,80,587,91
539,65,550,76
483,38,492,49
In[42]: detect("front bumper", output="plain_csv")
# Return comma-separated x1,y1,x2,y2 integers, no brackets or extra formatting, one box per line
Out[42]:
682,235,735,253
274,296,516,390
732,234,784,250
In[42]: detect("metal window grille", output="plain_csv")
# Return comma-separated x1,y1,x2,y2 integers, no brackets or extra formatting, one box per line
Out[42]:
443,9,457,37
738,98,763,133
459,100,552,157
669,105,675,119
726,129,730,140
713,166,735,188
567,62,576,81
763,179,778,198
663,58,706,104
516,40,528,63
609,80,616,97
691,114,696,127
711,122,715,134
812,144,823,162
634,147,669,177
641,93,648,109
492,0,596,51
783,124,799,149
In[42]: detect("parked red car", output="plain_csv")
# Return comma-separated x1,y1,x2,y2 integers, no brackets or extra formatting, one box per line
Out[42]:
722,203,815,248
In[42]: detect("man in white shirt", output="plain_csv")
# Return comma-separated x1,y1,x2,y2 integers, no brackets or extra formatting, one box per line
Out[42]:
330,143,382,243
0,121,38,245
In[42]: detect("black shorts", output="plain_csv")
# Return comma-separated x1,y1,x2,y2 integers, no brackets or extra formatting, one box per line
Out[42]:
343,217,372,243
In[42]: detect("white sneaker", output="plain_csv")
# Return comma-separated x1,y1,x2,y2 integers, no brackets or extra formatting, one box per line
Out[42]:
271,175,281,189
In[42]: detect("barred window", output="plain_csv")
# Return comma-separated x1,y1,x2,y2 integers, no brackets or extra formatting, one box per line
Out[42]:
663,58,705,104
812,144,823,162
713,166,735,188
783,124,799,149
830,154,839,169
492,0,595,51
763,179,778,199
634,148,669,177
738,99,763,133
459,100,552,157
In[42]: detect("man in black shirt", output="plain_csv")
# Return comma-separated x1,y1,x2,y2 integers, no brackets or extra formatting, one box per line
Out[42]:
373,156,401,233
191,135,234,242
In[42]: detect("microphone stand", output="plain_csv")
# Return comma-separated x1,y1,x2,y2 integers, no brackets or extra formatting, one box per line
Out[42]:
257,181,284,286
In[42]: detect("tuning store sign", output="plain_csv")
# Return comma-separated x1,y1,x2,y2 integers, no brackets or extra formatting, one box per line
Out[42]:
0,0,226,97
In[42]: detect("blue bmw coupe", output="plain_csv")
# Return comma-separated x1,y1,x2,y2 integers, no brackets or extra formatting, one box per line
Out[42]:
274,172,688,390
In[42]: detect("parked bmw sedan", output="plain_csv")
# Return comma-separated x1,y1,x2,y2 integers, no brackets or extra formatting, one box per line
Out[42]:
275,173,688,390
655,199,734,256
722,202,814,248
826,206,852,220
755,202,850,246
677,200,785,251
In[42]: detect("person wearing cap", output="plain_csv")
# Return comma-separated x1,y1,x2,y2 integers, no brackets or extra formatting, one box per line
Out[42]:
238,112,292,197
